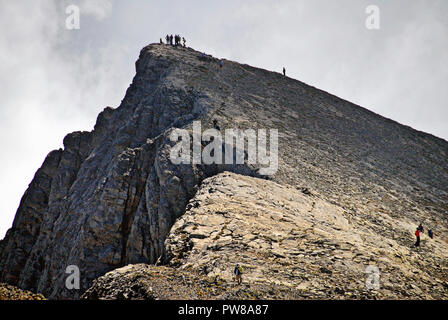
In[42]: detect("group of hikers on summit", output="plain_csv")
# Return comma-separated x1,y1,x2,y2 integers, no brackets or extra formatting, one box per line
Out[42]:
159,35,226,69
415,222,434,247
161,34,186,47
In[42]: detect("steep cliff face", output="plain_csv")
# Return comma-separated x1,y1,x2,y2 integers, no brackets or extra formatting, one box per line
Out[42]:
0,43,447,299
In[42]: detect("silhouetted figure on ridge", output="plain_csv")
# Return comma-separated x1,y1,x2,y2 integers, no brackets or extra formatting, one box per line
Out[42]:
175,34,182,46
283,67,286,76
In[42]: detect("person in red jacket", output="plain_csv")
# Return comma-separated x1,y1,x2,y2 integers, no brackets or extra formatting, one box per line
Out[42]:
415,228,421,247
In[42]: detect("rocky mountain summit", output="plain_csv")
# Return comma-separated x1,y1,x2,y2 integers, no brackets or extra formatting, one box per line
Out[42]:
0,43,447,299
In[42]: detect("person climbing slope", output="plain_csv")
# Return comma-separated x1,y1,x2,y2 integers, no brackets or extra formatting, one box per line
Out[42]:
234,263,244,285
428,229,434,239
415,228,421,247
418,223,424,233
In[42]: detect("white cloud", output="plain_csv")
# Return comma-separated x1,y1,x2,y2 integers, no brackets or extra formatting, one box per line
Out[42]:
0,0,131,238
80,0,112,21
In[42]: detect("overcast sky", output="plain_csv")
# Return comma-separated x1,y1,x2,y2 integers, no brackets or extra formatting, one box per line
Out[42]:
1,0,447,238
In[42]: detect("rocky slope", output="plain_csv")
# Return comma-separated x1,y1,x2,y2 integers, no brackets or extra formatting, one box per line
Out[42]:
81,263,312,300
0,43,447,299
84,172,448,299
81,263,263,300
165,172,448,299
0,283,46,300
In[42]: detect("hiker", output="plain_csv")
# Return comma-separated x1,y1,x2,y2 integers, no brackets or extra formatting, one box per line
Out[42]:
283,67,286,76
182,37,186,47
175,34,179,46
428,229,434,239
234,264,243,285
165,34,169,44
159,38,163,44
415,228,421,247
169,34,173,45
201,52,206,61
418,223,424,233
219,59,223,68
213,119,220,131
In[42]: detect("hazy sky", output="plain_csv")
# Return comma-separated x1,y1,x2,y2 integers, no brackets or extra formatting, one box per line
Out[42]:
1,0,447,238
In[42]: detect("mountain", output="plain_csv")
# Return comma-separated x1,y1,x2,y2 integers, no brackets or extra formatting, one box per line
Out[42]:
1,43,447,299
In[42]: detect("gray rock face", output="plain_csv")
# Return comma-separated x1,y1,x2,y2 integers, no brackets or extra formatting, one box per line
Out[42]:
0,43,447,299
